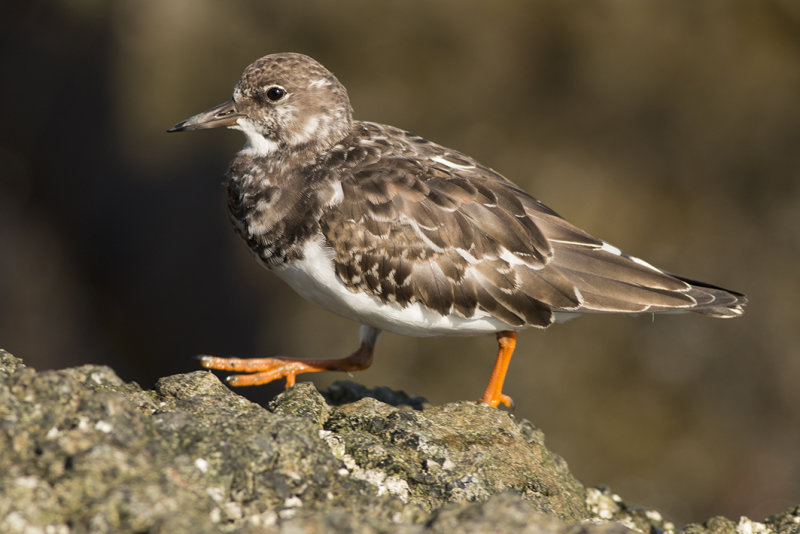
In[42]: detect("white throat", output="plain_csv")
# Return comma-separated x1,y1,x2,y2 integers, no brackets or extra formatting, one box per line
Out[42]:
233,118,280,156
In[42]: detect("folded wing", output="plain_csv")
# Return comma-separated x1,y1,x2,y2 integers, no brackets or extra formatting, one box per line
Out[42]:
319,124,746,328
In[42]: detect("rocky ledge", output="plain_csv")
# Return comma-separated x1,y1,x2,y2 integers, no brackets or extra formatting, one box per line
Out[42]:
0,350,797,533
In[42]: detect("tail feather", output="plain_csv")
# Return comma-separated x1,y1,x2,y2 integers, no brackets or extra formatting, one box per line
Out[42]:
674,276,747,318
547,240,747,317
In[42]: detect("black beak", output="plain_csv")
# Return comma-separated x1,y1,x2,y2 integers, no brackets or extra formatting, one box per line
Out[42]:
167,100,242,132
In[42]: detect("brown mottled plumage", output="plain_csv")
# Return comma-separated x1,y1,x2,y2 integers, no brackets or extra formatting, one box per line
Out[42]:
168,53,746,407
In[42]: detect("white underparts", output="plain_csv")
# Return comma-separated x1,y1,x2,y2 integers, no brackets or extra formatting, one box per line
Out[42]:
270,237,522,337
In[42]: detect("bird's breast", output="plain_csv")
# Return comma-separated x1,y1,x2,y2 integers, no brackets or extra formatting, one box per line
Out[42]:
225,155,330,267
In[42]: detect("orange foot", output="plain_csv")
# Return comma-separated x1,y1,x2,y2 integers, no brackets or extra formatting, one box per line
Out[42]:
478,331,517,408
200,341,374,388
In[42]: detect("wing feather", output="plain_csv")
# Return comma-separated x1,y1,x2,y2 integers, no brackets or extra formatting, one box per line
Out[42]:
318,122,745,327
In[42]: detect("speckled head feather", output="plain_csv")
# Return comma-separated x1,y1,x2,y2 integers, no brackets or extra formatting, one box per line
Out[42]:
231,53,353,153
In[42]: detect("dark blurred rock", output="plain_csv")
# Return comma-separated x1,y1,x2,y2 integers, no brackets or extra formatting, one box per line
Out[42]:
0,349,796,533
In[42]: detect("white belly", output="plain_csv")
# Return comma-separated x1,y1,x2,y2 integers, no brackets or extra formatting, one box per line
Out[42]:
268,237,525,337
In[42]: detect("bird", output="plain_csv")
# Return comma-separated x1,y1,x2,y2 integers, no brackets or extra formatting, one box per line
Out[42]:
167,52,746,408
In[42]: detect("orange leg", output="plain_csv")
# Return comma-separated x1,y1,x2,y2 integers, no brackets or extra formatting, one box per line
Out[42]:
200,326,380,389
478,330,517,408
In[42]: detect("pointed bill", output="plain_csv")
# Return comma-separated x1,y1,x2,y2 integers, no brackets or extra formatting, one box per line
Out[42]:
167,100,242,132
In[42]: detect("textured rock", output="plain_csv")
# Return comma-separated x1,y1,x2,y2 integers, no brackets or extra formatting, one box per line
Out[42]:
0,350,797,534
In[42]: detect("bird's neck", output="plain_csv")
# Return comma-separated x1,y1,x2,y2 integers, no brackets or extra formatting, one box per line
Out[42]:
225,151,330,267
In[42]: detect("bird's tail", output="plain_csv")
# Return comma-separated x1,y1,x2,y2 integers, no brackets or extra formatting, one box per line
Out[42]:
675,276,747,318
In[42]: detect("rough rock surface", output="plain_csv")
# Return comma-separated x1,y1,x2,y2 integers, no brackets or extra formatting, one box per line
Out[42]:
0,350,797,533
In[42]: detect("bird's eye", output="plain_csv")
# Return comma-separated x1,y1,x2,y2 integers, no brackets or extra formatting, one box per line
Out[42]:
266,86,286,101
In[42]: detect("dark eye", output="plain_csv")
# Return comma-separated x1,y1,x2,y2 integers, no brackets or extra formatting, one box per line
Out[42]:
266,86,286,101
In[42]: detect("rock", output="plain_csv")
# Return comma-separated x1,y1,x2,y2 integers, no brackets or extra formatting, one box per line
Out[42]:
681,511,800,534
0,350,797,533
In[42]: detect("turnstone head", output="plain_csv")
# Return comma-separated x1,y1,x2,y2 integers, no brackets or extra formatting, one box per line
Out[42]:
168,52,746,408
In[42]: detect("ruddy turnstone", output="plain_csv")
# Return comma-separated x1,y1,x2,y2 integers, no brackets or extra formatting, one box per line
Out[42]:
168,52,746,408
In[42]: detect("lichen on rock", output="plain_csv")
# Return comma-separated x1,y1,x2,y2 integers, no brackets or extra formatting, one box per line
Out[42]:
0,350,797,534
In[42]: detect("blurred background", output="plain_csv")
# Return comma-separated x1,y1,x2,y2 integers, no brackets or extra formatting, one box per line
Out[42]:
2,0,799,526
